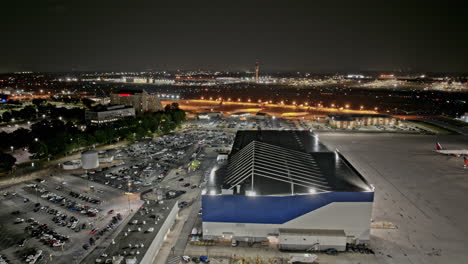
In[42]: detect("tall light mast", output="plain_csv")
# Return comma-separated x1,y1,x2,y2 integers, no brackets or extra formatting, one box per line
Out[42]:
255,60,259,83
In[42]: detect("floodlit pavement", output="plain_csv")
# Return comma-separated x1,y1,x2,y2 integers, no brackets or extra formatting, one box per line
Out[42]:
317,133,468,264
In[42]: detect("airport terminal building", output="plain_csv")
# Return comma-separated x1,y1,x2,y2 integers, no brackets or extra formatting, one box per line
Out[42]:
202,130,374,250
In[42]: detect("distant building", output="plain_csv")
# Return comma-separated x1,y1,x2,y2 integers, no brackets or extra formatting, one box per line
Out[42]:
110,89,163,113
327,114,398,129
378,74,396,80
458,113,468,123
230,112,251,119
85,105,135,125
255,112,270,120
0,88,12,95
198,112,223,119
87,97,110,104
123,77,153,84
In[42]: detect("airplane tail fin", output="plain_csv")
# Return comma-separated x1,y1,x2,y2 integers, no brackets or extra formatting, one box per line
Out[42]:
436,142,443,150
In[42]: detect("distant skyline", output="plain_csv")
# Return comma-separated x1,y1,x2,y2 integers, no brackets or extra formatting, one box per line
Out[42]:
1,0,467,73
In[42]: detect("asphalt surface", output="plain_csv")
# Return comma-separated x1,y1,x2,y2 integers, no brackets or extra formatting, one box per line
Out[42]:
0,174,141,264
316,133,468,264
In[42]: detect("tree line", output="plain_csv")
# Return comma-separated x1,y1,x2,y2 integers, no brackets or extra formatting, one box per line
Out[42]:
0,101,185,172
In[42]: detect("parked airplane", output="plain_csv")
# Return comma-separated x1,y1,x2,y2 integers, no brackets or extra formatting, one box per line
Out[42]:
435,142,468,157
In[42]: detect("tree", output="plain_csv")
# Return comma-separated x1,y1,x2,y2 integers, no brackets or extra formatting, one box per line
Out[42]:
11,128,32,148
29,142,48,159
18,105,37,120
0,152,16,171
32,99,46,107
82,98,94,109
2,111,12,122
95,129,114,144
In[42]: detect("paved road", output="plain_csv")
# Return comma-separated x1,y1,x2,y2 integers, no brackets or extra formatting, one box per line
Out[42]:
173,197,201,256
163,155,218,263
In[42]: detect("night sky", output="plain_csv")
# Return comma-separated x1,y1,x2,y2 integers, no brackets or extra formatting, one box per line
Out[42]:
1,0,467,73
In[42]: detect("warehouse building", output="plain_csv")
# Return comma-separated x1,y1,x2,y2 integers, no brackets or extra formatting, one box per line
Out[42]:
202,130,374,251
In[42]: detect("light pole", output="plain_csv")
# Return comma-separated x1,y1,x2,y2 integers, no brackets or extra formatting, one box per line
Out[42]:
127,193,131,213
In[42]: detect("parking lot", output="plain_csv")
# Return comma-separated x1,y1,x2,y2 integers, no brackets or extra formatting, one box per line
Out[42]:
0,117,279,264
0,174,142,264
81,127,230,264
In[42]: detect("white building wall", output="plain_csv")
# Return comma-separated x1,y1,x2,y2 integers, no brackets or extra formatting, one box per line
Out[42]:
140,202,179,264
279,234,347,251
203,202,372,242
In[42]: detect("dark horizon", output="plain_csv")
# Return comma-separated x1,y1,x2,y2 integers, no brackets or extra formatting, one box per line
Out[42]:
1,0,467,73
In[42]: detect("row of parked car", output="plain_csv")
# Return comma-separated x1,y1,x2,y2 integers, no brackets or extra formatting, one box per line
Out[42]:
24,219,70,249
83,213,122,251
51,214,82,232
0,254,10,264
19,249,42,264
26,185,101,217
69,191,102,204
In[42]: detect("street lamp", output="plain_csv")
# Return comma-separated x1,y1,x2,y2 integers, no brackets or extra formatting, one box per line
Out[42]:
34,138,38,142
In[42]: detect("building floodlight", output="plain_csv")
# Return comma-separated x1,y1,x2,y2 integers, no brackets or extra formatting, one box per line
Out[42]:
246,190,256,196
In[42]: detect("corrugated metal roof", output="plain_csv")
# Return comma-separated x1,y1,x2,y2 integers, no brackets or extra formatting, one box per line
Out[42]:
224,140,331,194
212,130,372,195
